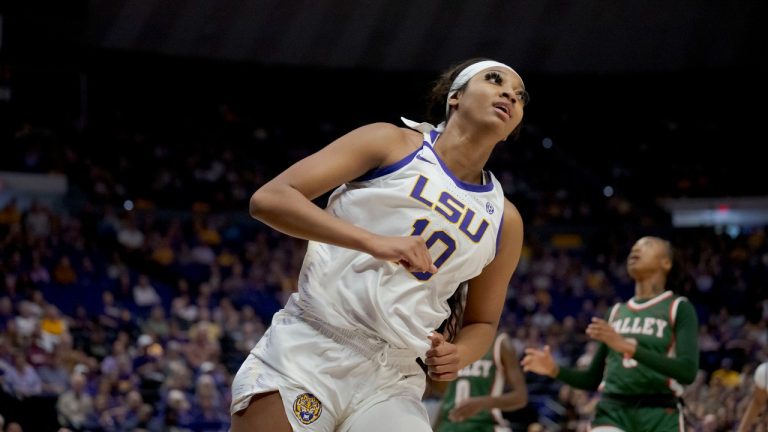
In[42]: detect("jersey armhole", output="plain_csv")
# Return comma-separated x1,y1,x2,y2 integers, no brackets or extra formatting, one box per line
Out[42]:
354,144,425,181
669,297,687,328
608,303,621,322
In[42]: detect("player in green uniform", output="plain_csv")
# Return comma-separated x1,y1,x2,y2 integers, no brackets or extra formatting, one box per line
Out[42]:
435,332,528,432
521,236,699,432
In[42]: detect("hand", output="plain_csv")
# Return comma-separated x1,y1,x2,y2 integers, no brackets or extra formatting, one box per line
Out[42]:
367,235,438,274
448,397,487,422
425,332,460,381
521,345,558,377
586,317,636,356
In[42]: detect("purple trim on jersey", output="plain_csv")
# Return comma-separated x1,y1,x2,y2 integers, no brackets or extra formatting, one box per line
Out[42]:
355,145,423,181
427,146,495,193
429,129,440,145
426,130,495,193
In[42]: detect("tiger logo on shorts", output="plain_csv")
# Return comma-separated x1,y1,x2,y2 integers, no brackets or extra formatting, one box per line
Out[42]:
293,393,322,425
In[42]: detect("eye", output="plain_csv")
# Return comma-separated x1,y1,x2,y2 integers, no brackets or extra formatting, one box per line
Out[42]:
485,71,530,106
516,90,531,106
485,71,504,84
484,71,503,85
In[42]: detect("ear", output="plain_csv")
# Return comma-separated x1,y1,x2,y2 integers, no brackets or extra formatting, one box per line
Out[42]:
447,91,460,111
661,257,672,273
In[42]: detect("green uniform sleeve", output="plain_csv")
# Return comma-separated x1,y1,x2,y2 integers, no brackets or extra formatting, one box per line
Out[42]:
632,300,699,384
556,342,608,391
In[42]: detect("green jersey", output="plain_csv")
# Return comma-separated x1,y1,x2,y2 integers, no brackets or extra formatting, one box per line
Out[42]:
558,289,699,397
602,290,689,395
438,333,511,432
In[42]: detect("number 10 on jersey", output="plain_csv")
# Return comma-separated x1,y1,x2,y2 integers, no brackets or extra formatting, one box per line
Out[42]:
410,218,457,280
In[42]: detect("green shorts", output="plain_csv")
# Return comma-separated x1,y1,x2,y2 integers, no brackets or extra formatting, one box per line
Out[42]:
591,395,682,432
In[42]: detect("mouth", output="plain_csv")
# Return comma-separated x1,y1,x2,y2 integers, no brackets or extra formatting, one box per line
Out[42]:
493,102,511,119
628,255,640,263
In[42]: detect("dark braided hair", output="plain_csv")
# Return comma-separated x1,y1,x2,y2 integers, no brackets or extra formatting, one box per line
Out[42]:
437,282,467,342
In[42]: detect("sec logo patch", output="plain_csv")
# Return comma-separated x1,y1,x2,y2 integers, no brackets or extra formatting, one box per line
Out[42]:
486,202,495,214
293,393,322,425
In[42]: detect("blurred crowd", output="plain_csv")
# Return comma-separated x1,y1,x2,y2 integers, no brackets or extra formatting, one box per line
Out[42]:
1,100,767,431
2,201,766,430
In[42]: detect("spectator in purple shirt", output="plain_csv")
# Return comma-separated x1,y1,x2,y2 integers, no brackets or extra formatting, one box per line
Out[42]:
4,351,42,399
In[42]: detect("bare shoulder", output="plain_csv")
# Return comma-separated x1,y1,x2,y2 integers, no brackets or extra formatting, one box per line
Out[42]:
501,333,517,356
347,122,417,144
502,199,523,230
350,122,421,162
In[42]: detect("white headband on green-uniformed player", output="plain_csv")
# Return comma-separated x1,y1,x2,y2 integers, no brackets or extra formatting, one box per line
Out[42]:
402,60,523,133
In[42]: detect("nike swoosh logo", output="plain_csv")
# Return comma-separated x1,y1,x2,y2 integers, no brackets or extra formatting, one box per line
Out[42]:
415,154,435,165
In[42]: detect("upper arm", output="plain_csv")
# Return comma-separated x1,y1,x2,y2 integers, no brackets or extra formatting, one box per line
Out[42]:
257,123,420,200
463,200,524,326
500,336,528,397
674,301,700,365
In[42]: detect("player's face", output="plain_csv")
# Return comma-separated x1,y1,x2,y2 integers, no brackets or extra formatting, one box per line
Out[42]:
627,237,667,276
454,68,526,135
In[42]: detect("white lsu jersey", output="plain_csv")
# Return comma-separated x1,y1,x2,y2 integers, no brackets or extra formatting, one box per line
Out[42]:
285,128,507,357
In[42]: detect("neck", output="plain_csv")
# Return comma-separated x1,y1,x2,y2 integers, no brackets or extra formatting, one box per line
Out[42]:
634,273,667,300
435,123,500,183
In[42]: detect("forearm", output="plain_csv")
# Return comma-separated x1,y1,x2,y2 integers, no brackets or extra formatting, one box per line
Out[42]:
556,366,603,391
452,322,496,368
631,347,697,384
474,392,527,412
556,343,608,391
250,184,375,252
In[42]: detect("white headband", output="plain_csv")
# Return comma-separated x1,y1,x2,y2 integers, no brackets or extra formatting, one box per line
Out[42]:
446,60,522,118
402,60,522,134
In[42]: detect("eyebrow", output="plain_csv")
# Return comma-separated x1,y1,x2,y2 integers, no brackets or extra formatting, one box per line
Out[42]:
499,70,525,88
485,69,513,78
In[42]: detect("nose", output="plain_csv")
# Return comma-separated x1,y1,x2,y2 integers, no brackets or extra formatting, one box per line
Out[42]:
501,91,518,104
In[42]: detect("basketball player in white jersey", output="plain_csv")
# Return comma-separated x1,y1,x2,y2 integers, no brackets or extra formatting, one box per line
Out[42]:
230,58,529,432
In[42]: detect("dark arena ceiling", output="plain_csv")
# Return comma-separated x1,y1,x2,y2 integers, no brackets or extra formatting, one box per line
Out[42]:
5,0,763,74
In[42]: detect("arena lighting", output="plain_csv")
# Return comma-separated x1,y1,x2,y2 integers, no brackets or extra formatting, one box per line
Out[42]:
659,196,768,228
725,225,741,238
542,137,553,149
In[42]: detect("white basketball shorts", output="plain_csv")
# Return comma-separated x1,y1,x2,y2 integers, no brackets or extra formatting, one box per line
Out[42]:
230,310,431,431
